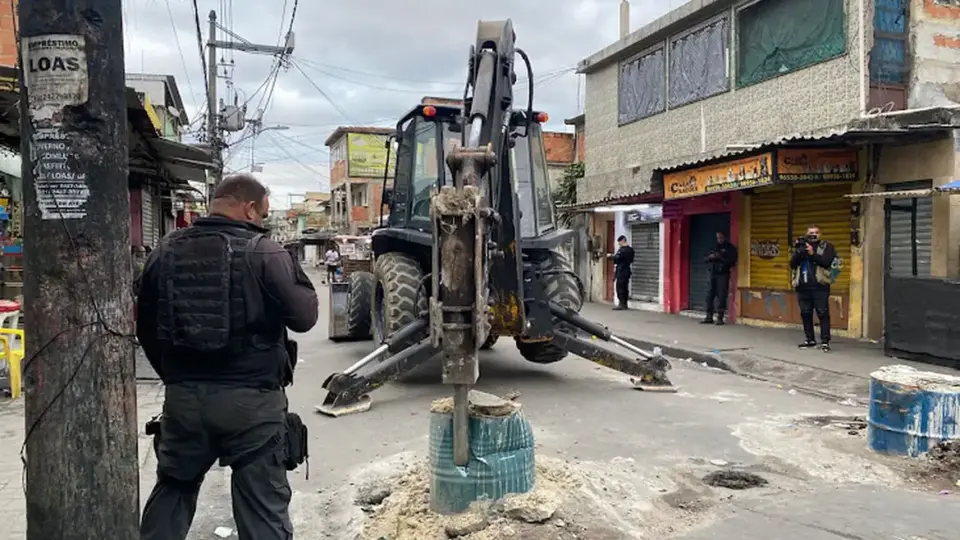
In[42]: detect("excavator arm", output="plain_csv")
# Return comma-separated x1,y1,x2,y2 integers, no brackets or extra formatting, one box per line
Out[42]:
431,20,521,465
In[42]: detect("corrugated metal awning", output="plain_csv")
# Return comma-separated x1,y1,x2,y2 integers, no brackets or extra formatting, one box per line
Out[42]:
846,189,934,199
846,181,960,199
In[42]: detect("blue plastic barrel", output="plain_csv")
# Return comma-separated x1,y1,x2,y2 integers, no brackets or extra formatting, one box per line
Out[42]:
867,365,960,457
428,401,535,514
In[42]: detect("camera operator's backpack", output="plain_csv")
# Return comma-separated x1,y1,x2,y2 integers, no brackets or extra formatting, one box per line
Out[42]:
818,242,843,285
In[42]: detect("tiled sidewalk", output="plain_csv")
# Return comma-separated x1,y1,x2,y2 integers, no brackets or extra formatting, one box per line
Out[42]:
0,382,163,539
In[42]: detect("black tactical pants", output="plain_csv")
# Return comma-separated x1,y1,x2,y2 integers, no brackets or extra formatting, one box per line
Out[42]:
615,273,630,308
798,287,831,343
706,272,730,316
140,383,292,540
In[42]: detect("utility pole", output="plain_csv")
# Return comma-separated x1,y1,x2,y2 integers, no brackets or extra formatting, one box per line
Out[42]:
205,10,294,201
206,10,218,203
18,0,139,538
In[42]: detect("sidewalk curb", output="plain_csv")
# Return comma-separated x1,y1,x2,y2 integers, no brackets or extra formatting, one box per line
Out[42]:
623,337,869,407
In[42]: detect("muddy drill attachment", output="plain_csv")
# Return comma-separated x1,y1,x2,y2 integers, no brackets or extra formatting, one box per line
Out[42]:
317,20,675,444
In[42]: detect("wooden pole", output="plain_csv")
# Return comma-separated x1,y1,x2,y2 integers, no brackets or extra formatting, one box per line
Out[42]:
18,0,139,538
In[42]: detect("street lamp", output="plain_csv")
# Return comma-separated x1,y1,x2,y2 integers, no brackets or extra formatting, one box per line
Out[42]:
248,120,290,169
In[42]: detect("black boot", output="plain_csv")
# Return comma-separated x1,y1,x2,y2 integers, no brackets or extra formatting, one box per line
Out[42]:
715,312,725,326
700,314,714,324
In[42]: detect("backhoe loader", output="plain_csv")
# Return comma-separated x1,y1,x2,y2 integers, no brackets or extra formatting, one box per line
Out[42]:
319,20,675,466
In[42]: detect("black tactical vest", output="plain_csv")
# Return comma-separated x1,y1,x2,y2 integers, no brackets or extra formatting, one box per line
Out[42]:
155,225,266,357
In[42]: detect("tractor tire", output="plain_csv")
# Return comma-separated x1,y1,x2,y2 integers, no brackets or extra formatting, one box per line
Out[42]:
480,331,499,350
373,252,427,344
345,271,375,339
516,250,584,364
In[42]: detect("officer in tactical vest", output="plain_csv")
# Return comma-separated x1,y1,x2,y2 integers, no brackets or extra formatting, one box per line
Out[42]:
137,174,319,540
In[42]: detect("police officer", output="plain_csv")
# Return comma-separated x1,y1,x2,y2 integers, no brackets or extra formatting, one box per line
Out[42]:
610,235,635,310
701,231,737,325
137,174,319,540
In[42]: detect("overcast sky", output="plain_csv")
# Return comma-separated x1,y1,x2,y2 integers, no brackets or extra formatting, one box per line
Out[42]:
122,0,676,209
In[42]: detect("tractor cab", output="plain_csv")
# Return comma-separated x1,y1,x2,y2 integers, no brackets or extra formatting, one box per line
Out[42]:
379,103,557,240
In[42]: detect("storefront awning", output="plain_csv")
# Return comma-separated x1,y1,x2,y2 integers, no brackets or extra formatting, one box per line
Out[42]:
845,183,960,199
147,137,215,184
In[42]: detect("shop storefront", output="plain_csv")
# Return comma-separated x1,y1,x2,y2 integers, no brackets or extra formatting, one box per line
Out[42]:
661,152,763,318
739,148,857,330
850,135,960,362
0,151,23,303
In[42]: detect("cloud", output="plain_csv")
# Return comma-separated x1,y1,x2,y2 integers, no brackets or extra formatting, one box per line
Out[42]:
122,0,673,208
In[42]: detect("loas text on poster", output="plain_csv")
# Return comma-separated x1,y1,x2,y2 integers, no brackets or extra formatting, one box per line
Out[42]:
22,34,88,112
23,34,90,220
30,127,89,220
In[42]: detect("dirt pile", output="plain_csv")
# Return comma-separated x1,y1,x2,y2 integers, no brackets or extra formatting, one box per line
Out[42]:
914,440,960,485
351,454,690,540
356,457,589,540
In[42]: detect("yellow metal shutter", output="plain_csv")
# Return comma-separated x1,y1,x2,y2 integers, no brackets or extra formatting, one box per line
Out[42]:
749,186,790,289
790,183,852,291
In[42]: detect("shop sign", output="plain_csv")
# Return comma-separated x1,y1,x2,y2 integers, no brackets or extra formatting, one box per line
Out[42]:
347,133,397,178
750,239,781,260
777,148,857,183
625,206,663,223
663,153,773,200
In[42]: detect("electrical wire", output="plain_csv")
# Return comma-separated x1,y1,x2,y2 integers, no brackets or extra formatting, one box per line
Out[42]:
295,58,464,86
291,59,353,122
164,0,200,116
191,0,211,140
271,130,330,155
294,58,574,94
264,131,330,179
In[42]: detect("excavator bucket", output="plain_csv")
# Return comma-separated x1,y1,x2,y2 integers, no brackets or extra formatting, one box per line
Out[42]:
316,394,372,417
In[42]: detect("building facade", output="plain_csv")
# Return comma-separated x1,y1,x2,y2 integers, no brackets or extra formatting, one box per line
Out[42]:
577,0,960,348
126,73,193,249
325,126,394,234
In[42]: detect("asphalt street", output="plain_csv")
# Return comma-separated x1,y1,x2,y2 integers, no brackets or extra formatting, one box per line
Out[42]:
160,277,960,539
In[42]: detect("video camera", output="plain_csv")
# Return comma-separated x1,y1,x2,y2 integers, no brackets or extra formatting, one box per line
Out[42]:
795,234,819,252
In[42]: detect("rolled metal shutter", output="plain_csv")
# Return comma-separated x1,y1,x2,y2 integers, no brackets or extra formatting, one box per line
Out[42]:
151,187,163,245
141,187,155,247
749,186,790,289
791,183,852,292
886,181,933,277
630,222,660,302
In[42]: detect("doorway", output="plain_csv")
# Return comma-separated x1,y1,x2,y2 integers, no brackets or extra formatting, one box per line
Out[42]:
605,220,615,301
687,212,731,311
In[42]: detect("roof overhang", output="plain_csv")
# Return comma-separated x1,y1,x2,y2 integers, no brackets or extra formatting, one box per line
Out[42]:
846,179,960,199
572,114,960,210
147,137,215,184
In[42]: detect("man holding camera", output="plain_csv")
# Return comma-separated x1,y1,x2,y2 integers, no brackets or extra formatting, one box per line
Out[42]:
790,225,838,352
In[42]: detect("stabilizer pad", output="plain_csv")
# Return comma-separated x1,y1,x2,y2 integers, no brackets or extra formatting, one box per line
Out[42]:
631,377,678,393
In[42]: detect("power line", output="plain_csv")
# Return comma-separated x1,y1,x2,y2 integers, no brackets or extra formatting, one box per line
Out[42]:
294,58,575,95
190,0,210,138
271,130,330,154
265,131,330,179
163,0,200,115
295,58,464,86
291,58,353,122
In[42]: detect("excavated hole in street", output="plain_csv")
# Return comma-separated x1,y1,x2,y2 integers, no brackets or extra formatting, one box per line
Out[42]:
702,470,769,490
